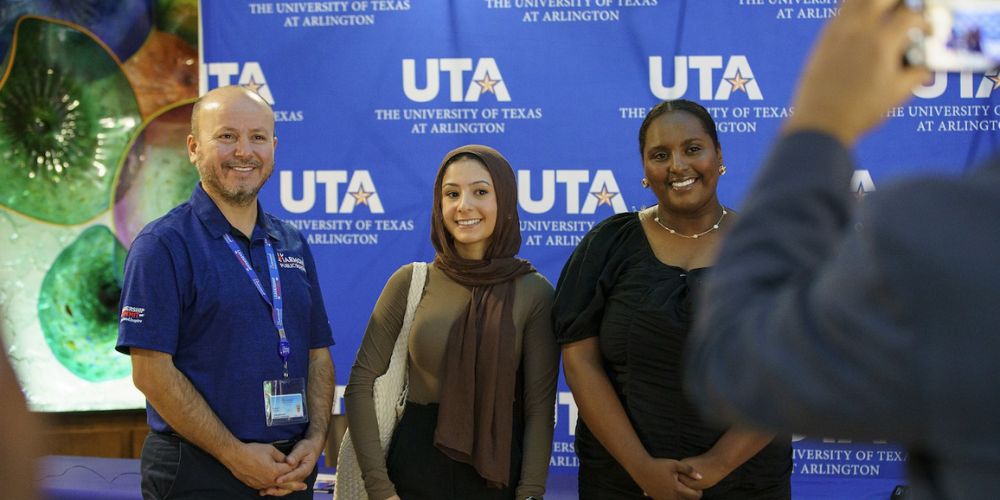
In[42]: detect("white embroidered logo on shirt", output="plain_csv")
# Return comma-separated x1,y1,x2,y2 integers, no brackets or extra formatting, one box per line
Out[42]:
277,252,307,273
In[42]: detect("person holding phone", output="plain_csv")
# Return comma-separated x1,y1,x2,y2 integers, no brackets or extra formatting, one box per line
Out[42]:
686,0,1000,497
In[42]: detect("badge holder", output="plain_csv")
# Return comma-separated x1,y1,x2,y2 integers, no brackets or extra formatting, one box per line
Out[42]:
263,376,309,427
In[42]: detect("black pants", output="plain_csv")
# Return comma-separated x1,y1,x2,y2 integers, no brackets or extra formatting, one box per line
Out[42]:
386,402,523,500
140,432,318,500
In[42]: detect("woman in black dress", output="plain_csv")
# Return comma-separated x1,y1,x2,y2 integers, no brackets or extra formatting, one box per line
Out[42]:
553,100,792,500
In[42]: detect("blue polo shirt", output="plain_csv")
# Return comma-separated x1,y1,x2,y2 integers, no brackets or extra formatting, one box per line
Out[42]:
116,183,334,442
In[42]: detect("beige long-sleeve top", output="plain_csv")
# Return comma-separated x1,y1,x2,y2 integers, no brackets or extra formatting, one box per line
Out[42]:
344,262,559,500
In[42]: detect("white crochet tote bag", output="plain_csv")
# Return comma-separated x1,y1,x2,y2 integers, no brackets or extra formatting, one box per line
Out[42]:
334,262,426,499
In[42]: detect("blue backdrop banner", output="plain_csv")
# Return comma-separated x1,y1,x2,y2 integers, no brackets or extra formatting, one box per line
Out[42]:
200,0,998,486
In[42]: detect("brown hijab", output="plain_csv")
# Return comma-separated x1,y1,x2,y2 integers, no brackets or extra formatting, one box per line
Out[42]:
430,145,534,488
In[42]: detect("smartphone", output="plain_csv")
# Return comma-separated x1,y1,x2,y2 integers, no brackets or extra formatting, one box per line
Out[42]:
904,0,1000,72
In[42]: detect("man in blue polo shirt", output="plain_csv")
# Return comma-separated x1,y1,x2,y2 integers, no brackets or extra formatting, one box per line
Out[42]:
117,85,335,499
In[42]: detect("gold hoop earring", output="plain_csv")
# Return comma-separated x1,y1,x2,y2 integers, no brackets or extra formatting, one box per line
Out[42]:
719,165,727,176
641,178,650,188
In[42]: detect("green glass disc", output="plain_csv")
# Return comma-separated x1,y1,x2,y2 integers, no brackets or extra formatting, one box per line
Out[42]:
0,17,140,225
38,225,130,382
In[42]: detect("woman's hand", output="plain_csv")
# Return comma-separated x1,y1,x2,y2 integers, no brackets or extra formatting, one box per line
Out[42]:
678,454,730,490
630,456,703,500
677,427,773,491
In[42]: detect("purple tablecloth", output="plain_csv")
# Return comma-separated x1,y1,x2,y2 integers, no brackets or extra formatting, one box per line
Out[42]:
39,456,142,500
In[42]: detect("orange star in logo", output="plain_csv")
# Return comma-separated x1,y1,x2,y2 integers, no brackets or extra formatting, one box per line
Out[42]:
987,70,1000,92
351,186,373,206
726,70,753,93
242,76,264,94
855,183,868,201
476,73,501,94
591,185,618,206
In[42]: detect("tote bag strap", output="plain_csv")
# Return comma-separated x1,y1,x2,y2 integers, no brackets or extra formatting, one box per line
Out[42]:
388,261,426,410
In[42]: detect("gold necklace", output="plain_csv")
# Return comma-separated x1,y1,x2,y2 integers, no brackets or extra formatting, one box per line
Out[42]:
652,207,728,239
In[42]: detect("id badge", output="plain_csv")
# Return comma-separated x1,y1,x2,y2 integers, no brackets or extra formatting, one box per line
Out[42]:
263,377,309,426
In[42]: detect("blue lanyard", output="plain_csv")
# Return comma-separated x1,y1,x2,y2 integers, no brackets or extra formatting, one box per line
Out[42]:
223,233,291,377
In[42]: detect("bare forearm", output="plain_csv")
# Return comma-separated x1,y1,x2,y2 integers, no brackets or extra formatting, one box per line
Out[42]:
304,348,335,444
131,350,241,465
703,427,773,472
677,427,775,490
564,354,648,472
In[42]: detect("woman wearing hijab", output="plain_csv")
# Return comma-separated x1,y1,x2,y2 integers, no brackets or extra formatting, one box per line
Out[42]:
344,145,558,500
553,100,792,500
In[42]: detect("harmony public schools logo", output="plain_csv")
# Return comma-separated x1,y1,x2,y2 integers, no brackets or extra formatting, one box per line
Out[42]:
277,252,307,273
120,306,145,324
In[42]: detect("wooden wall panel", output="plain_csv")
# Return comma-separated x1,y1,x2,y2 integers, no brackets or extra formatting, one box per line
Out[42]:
40,410,148,459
